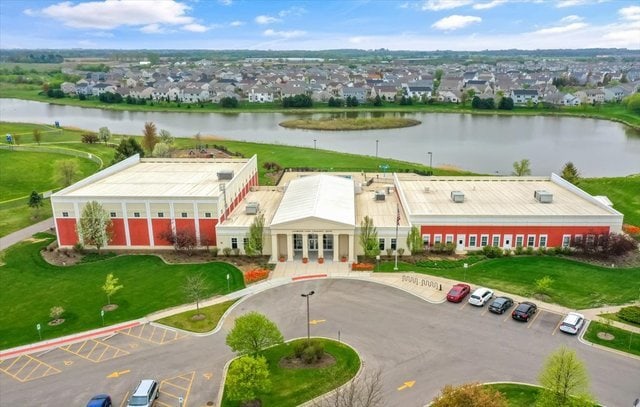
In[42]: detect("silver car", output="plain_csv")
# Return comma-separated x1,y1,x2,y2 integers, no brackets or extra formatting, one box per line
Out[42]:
468,287,494,307
559,312,585,335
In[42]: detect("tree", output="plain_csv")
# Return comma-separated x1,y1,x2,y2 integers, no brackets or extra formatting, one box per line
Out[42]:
373,94,383,106
77,200,112,254
102,273,123,306
225,355,271,404
623,93,640,115
220,96,239,108
54,159,79,187
159,129,174,145
359,215,380,258
32,129,42,145
98,127,111,145
498,96,514,110
537,346,593,407
406,225,423,255
28,190,43,218
159,227,197,255
560,162,580,184
512,159,532,176
142,121,158,154
313,369,385,407
13,133,21,145
226,311,284,355
152,142,171,157
245,213,265,256
112,137,144,164
431,382,507,407
183,273,209,314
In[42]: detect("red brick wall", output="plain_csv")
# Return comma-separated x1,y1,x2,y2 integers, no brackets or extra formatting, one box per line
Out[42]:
199,219,218,246
56,218,78,246
108,219,127,246
151,219,172,246
128,219,150,246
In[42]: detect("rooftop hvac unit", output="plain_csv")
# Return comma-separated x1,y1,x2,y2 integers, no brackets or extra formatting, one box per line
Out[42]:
245,202,260,215
451,191,465,203
375,191,386,201
217,170,234,180
534,190,553,203
386,186,394,194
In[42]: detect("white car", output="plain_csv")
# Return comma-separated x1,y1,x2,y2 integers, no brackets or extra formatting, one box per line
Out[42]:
559,312,585,335
468,287,494,306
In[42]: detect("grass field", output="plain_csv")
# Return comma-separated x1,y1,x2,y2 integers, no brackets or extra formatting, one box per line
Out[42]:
221,339,360,407
378,256,640,309
156,300,238,333
484,383,540,407
583,321,640,356
0,234,246,350
579,175,640,226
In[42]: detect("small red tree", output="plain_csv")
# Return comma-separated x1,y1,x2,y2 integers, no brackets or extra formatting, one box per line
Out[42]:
159,227,197,255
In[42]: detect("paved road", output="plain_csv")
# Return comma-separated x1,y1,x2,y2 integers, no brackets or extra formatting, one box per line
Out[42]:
0,217,54,251
1,279,638,407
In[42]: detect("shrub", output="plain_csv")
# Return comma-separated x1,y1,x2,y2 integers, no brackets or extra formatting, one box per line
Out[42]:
525,246,534,255
232,248,240,256
222,247,231,256
622,224,640,236
432,243,456,255
617,306,640,325
482,245,503,258
503,249,512,256
302,346,317,364
535,275,554,295
386,248,393,257
244,268,269,284
397,248,405,256
49,306,65,320
210,246,219,257
536,248,547,256
81,133,99,143
351,262,374,271
514,245,524,255
293,341,306,358
73,242,84,254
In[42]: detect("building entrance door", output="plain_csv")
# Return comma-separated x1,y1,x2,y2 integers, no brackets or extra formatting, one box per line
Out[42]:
456,234,466,252
503,234,512,250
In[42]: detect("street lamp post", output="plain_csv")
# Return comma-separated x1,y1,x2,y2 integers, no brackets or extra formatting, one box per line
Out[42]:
314,139,317,150
375,139,379,158
301,291,315,344
428,151,433,174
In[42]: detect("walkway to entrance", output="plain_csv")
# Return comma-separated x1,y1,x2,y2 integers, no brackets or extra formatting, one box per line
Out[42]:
271,260,351,279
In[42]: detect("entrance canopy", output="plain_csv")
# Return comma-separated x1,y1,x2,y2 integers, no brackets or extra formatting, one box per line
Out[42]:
270,174,355,228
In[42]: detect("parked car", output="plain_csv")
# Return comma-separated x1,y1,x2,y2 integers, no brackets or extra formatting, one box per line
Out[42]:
559,312,585,335
512,301,537,321
87,394,112,407
446,283,471,303
489,296,514,314
468,287,494,306
127,379,159,407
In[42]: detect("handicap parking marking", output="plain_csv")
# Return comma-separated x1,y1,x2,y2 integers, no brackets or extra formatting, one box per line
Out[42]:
60,339,129,363
0,354,61,382
117,324,187,345
156,371,195,407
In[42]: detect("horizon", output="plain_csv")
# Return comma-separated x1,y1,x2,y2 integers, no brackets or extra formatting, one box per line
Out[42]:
0,0,638,51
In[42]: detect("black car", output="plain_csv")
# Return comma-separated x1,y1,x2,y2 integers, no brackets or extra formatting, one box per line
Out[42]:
87,394,112,407
511,301,537,321
489,296,514,314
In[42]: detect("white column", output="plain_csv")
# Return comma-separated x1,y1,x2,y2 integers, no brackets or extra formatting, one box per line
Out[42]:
121,202,131,246
302,233,309,259
193,202,201,246
145,202,154,247
333,233,339,262
348,232,355,262
318,234,324,260
287,233,294,261
169,202,176,235
271,233,278,262
73,202,82,245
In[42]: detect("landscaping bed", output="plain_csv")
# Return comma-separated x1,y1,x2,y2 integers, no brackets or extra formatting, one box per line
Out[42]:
156,300,238,333
583,321,640,357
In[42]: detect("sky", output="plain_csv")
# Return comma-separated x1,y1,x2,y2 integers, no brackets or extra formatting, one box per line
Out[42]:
0,0,639,51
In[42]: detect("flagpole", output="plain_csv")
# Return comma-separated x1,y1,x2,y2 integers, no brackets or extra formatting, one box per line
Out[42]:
394,203,399,271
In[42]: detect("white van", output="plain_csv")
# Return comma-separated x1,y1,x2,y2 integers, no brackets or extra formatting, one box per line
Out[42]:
127,379,159,407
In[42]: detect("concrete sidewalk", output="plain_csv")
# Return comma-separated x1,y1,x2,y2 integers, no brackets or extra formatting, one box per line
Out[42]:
0,217,54,251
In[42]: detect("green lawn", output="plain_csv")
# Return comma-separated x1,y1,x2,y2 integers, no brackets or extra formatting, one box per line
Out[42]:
221,339,360,407
379,256,640,309
484,383,540,407
0,197,53,237
0,234,246,350
579,175,640,227
583,321,640,357
156,300,238,333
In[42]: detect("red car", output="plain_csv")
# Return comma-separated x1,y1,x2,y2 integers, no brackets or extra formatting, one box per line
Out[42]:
446,283,471,303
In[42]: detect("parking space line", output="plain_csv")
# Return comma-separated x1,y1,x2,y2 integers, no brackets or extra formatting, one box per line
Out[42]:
552,318,563,335
481,307,490,316
12,358,33,378
458,301,469,311
527,310,543,329
22,361,41,381
160,327,168,344
60,340,129,363
119,391,129,407
503,312,512,322
0,355,61,383
3,357,22,372
158,371,195,407
117,324,186,345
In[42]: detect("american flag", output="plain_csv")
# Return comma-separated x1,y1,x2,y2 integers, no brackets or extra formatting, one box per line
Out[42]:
396,204,401,226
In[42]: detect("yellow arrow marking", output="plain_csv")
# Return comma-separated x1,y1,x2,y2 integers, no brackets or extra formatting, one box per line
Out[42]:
203,372,213,380
309,319,326,325
397,381,416,391
107,369,131,378
64,360,73,366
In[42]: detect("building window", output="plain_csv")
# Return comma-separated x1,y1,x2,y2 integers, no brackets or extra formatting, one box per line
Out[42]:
231,238,238,249
391,238,397,250
434,234,442,244
574,235,583,245
527,235,536,247
134,212,140,218
323,234,333,250
562,235,571,248
243,238,248,248
492,235,500,247
293,234,303,250
586,234,595,246
422,234,430,246
445,234,453,244
109,211,116,217
539,235,547,248
379,238,385,251
469,235,477,247
515,235,524,247
62,211,69,217
480,235,489,247
181,212,188,218
157,212,164,218
204,212,212,218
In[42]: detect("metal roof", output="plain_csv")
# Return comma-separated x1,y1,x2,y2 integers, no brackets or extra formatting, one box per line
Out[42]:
270,174,355,227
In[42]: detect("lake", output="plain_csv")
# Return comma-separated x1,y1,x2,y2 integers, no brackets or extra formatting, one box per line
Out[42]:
1,98,638,176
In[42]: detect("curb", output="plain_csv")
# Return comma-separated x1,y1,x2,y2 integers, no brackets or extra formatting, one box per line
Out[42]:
578,320,640,361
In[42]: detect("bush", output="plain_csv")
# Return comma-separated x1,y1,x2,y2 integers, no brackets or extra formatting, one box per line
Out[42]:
617,306,640,325
536,248,547,256
482,245,503,258
514,246,524,255
222,247,232,257
432,243,456,254
73,242,84,253
49,306,65,320
232,248,240,256
81,133,99,143
211,246,219,257
386,248,393,257
244,268,269,284
397,248,405,256
293,341,306,358
525,246,534,255
535,276,554,295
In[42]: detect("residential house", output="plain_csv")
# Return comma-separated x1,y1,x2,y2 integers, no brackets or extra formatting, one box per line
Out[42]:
60,82,76,95
510,89,539,104
248,86,275,103
371,85,398,101
575,89,605,104
91,83,117,97
341,87,367,103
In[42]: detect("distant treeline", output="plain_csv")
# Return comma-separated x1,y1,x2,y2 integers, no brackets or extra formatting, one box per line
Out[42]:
1,52,64,64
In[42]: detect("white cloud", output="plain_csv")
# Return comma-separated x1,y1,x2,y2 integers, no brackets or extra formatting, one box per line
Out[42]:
560,15,583,22
23,8,35,16
556,0,587,7
182,23,208,32
140,24,165,34
432,15,481,31
619,6,640,21
532,22,587,35
230,20,245,27
37,0,195,30
473,0,505,10
218,0,233,5
422,0,472,11
278,6,306,17
255,15,280,25
263,29,306,39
